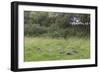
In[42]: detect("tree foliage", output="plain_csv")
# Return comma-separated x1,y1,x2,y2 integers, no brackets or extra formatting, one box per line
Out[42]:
24,11,90,38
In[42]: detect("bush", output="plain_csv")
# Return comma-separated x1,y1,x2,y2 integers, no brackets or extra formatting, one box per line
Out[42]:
25,24,47,36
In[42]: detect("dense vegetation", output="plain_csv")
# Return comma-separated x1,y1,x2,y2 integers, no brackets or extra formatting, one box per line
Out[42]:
24,11,90,38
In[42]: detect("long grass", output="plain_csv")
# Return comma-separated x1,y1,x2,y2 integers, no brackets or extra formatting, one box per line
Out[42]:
24,37,90,62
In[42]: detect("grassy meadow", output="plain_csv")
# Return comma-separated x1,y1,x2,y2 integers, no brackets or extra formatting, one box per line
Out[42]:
24,11,90,62
24,37,90,62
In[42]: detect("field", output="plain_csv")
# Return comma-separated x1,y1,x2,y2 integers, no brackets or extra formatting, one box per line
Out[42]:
24,37,90,62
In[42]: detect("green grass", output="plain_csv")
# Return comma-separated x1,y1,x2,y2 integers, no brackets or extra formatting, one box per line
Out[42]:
24,37,90,62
